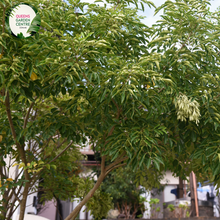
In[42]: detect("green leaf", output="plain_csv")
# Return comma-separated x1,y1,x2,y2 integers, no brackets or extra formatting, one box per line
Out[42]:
101,89,107,102
27,14,41,33
111,151,119,162
121,90,125,103
28,63,33,77
191,131,197,142
153,159,160,170
51,165,57,170
146,158,151,169
139,153,146,167
173,159,178,167
141,2,144,11
213,163,220,177
154,157,164,166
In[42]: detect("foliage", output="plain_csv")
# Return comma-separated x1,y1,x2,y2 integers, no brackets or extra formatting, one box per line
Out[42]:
37,140,84,202
86,190,113,220
1,0,220,219
149,198,160,219
167,203,191,218
167,204,175,212
146,0,220,184
66,172,113,220
0,0,94,218
100,166,163,219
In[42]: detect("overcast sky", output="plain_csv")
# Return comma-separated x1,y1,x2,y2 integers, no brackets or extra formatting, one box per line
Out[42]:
138,0,220,27
79,0,220,27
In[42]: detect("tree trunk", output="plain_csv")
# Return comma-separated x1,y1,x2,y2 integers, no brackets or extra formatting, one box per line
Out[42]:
178,177,183,198
18,183,30,220
7,197,17,220
1,191,9,219
65,153,127,220
65,173,106,220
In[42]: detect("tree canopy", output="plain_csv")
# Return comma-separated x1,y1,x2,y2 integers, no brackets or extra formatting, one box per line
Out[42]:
0,0,220,220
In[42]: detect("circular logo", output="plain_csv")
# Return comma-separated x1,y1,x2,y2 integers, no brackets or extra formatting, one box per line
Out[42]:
6,3,41,38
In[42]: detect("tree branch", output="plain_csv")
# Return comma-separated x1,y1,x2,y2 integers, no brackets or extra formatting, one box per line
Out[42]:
104,125,116,146
105,163,127,177
0,165,7,179
178,22,199,52
105,155,128,171
5,92,17,142
34,136,53,158
56,138,68,149
82,72,95,87
11,187,21,204
6,92,31,182
158,87,165,93
14,168,24,182
7,201,20,220
112,99,120,119
101,155,106,174
9,181,24,203
47,140,73,164
23,101,35,129
1,6,6,55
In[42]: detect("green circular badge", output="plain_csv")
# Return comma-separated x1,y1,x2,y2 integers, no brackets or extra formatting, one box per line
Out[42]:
5,3,41,38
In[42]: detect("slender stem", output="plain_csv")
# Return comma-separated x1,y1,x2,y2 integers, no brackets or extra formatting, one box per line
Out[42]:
105,163,127,177
34,136,53,158
14,168,23,182
11,187,21,204
179,23,198,51
5,92,17,142
7,202,20,220
82,72,95,87
105,154,127,171
5,92,29,177
158,87,165,93
23,101,35,129
47,141,73,164
7,197,17,220
111,99,120,119
101,155,106,174
104,125,116,146
0,165,6,178
1,6,6,55
56,137,68,149
3,165,7,177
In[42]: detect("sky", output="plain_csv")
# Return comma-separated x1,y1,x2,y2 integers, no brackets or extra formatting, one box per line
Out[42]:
79,0,220,27
138,0,220,27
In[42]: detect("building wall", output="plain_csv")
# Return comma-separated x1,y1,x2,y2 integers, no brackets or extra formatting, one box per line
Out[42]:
164,185,177,202
160,171,179,185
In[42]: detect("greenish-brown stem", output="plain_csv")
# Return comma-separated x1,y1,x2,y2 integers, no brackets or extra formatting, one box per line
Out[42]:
5,92,31,220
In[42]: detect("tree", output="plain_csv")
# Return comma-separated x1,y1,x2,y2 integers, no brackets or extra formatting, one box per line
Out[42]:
1,0,220,220
100,166,164,219
1,0,169,219
142,0,220,214
0,0,104,219
63,0,220,219
147,0,220,184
